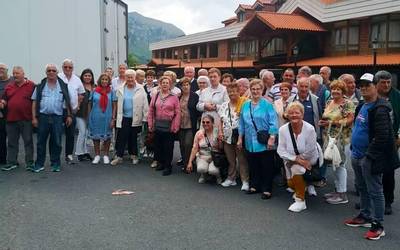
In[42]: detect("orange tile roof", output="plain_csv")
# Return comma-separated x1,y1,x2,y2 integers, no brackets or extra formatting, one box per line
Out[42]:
254,12,326,32
150,59,254,69
279,54,400,67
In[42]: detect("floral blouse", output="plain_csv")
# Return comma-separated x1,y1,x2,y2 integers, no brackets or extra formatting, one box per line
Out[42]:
192,128,218,156
217,97,246,144
322,99,355,145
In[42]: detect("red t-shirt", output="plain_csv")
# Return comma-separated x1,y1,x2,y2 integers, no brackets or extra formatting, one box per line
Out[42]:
3,80,35,122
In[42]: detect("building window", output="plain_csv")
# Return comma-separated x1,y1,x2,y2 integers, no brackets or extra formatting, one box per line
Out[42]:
209,42,218,58
173,50,178,59
190,46,198,59
166,49,172,59
238,12,245,22
370,16,387,48
262,37,285,57
348,26,359,51
231,39,257,58
389,14,400,48
332,21,359,52
200,44,207,58
183,49,188,60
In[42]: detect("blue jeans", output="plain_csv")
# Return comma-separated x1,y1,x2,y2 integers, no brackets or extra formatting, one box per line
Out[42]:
35,114,63,168
352,157,384,223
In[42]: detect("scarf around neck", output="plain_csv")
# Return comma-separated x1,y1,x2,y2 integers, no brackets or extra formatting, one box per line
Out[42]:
95,85,111,113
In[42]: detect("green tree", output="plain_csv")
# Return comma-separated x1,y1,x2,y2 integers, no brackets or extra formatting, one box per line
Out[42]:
127,53,140,67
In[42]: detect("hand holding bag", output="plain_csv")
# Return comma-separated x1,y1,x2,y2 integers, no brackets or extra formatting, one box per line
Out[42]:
323,122,344,169
205,133,228,169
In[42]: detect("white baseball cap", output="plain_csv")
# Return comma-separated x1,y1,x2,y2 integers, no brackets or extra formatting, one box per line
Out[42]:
359,73,374,83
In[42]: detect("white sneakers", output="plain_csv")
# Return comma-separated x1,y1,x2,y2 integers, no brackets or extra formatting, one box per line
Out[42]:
92,155,110,164
241,181,249,191
286,187,295,193
221,179,237,187
150,161,158,168
288,200,307,212
307,185,317,196
92,155,101,164
131,155,139,165
198,174,206,184
111,157,123,166
103,156,110,164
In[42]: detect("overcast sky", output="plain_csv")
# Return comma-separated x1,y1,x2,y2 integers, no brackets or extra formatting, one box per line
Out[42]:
125,0,255,34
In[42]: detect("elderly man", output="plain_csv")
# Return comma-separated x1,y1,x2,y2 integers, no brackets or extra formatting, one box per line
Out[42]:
269,68,298,101
0,63,12,166
374,70,400,215
340,73,362,107
297,66,312,79
105,66,114,78
288,77,322,140
344,73,399,240
197,68,208,77
261,70,275,102
184,66,198,92
58,59,85,164
309,74,330,110
1,67,35,171
32,64,73,172
320,66,332,87
112,64,127,90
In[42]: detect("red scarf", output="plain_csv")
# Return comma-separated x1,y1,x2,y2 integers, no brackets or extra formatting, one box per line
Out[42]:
95,86,111,113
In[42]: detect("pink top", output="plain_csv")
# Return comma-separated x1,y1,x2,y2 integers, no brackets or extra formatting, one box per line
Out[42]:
148,92,181,133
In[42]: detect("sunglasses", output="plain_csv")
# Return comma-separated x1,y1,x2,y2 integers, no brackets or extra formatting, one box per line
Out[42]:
202,121,211,124
47,69,57,73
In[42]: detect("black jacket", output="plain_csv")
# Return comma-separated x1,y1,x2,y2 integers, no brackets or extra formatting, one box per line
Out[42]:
355,98,400,174
180,92,200,135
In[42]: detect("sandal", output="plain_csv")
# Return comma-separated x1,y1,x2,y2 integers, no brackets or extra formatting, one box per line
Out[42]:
261,192,272,200
246,188,259,195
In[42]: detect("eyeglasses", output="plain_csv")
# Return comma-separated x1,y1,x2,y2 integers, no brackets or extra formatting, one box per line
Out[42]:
198,82,206,84
63,66,73,69
47,69,57,73
202,121,211,124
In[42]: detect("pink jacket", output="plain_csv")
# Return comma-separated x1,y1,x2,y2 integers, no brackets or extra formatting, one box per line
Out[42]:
147,92,181,133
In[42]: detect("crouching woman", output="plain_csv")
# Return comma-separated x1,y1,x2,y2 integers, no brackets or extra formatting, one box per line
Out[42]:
277,102,319,212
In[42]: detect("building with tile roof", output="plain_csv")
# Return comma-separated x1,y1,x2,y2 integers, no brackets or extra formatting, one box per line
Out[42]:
149,0,400,79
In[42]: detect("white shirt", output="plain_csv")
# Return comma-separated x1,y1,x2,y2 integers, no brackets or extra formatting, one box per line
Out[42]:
58,72,85,111
112,77,125,91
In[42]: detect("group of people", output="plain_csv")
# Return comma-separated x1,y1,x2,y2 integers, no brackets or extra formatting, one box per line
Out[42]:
0,60,399,240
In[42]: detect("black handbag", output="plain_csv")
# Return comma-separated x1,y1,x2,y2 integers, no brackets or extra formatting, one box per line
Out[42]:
288,123,323,182
153,92,172,132
227,103,239,145
205,134,228,169
249,103,269,144
155,119,171,132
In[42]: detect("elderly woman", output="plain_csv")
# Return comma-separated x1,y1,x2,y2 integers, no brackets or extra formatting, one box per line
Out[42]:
274,82,292,128
195,76,210,96
238,79,278,199
237,78,250,97
319,80,355,205
277,102,319,212
111,69,149,166
179,77,200,172
148,76,180,176
75,68,94,162
196,68,229,127
187,115,222,184
88,73,116,164
151,71,181,97
218,82,249,190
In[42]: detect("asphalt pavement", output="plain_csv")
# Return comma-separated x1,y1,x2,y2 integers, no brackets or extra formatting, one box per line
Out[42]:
1,142,400,250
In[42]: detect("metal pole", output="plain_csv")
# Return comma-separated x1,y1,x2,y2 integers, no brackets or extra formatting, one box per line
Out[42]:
373,50,377,74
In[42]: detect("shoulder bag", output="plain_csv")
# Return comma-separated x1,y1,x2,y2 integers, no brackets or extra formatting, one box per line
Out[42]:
249,103,269,144
288,123,323,182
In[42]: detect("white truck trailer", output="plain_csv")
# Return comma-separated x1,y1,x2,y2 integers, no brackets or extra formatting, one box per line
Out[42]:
0,0,128,82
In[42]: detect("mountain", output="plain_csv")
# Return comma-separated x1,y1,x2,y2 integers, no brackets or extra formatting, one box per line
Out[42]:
128,11,185,64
